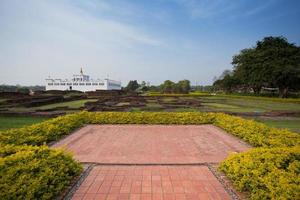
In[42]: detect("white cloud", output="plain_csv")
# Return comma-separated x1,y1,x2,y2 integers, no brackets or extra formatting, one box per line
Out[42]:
0,0,164,85
172,0,238,19
244,0,277,16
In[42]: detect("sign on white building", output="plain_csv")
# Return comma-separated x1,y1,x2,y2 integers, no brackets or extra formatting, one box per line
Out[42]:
45,69,121,92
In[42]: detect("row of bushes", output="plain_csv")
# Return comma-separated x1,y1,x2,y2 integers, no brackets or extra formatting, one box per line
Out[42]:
1,112,299,148
0,113,87,199
0,145,82,200
147,91,300,103
214,113,299,147
218,94,300,104
1,111,299,199
219,147,300,200
146,91,210,97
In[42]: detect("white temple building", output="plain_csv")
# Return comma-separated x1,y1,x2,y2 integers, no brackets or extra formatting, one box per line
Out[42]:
45,69,121,92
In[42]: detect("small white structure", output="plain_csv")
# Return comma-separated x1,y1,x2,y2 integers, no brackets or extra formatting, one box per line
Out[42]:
45,69,121,92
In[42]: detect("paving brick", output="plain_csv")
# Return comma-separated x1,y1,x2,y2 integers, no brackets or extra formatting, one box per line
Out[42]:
72,166,231,200
53,125,250,164
62,125,240,199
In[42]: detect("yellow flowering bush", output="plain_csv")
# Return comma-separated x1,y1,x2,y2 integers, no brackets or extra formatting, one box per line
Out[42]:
0,145,82,200
0,112,90,145
219,147,300,200
213,113,300,147
0,111,299,199
1,111,299,147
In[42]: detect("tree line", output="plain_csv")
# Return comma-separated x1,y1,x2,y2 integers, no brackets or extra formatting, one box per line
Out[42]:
125,80,191,94
213,36,300,98
0,85,45,94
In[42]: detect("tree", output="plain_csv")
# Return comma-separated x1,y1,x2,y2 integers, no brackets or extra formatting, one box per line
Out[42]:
213,72,240,93
16,87,30,94
176,80,191,94
230,36,300,97
232,48,268,94
125,80,139,92
139,81,148,92
255,36,300,97
160,80,175,93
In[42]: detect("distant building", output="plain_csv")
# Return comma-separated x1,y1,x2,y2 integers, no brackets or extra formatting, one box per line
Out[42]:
45,68,121,92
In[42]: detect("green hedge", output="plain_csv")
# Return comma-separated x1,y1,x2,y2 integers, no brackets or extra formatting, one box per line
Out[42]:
1,112,299,148
0,111,299,199
0,112,89,146
219,147,300,200
0,145,82,200
214,113,300,147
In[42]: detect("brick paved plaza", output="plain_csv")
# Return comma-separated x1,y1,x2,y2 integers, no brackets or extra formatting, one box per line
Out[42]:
53,125,250,164
53,125,250,200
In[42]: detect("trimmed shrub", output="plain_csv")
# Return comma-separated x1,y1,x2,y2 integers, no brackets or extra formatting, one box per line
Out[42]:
213,113,300,147
0,111,299,199
89,112,215,125
219,147,300,200
0,145,82,200
0,112,90,145
1,111,299,148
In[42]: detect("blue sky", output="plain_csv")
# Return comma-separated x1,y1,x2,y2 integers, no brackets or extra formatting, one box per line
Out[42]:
1,0,300,86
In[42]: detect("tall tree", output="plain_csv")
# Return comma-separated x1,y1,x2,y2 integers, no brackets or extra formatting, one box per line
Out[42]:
176,80,191,94
255,36,300,97
213,73,240,93
160,80,175,93
232,48,270,94
125,80,139,92
230,36,300,97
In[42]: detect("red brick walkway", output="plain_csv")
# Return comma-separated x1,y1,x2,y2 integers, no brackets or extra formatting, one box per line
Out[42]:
53,125,250,164
72,165,230,200
53,125,250,199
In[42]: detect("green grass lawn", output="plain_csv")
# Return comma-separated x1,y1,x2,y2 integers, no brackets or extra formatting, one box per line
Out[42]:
0,116,49,130
200,96,300,113
253,117,300,133
149,93,300,113
34,99,98,110
6,99,98,112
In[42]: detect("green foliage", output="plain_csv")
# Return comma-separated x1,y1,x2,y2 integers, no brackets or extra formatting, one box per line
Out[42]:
88,111,215,125
1,111,299,199
36,99,97,110
213,73,240,93
125,80,139,92
160,80,191,94
256,37,300,97
217,93,300,104
0,116,48,131
147,91,209,97
215,36,300,97
214,113,300,147
0,145,82,200
254,118,300,133
0,84,44,92
219,147,300,200
1,111,299,148
0,114,86,199
0,112,89,145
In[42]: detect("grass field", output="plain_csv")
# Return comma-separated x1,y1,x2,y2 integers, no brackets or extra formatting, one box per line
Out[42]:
143,94,300,132
1,93,300,131
199,96,300,113
146,93,300,113
0,116,49,130
253,117,300,133
36,99,97,110
5,99,98,112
